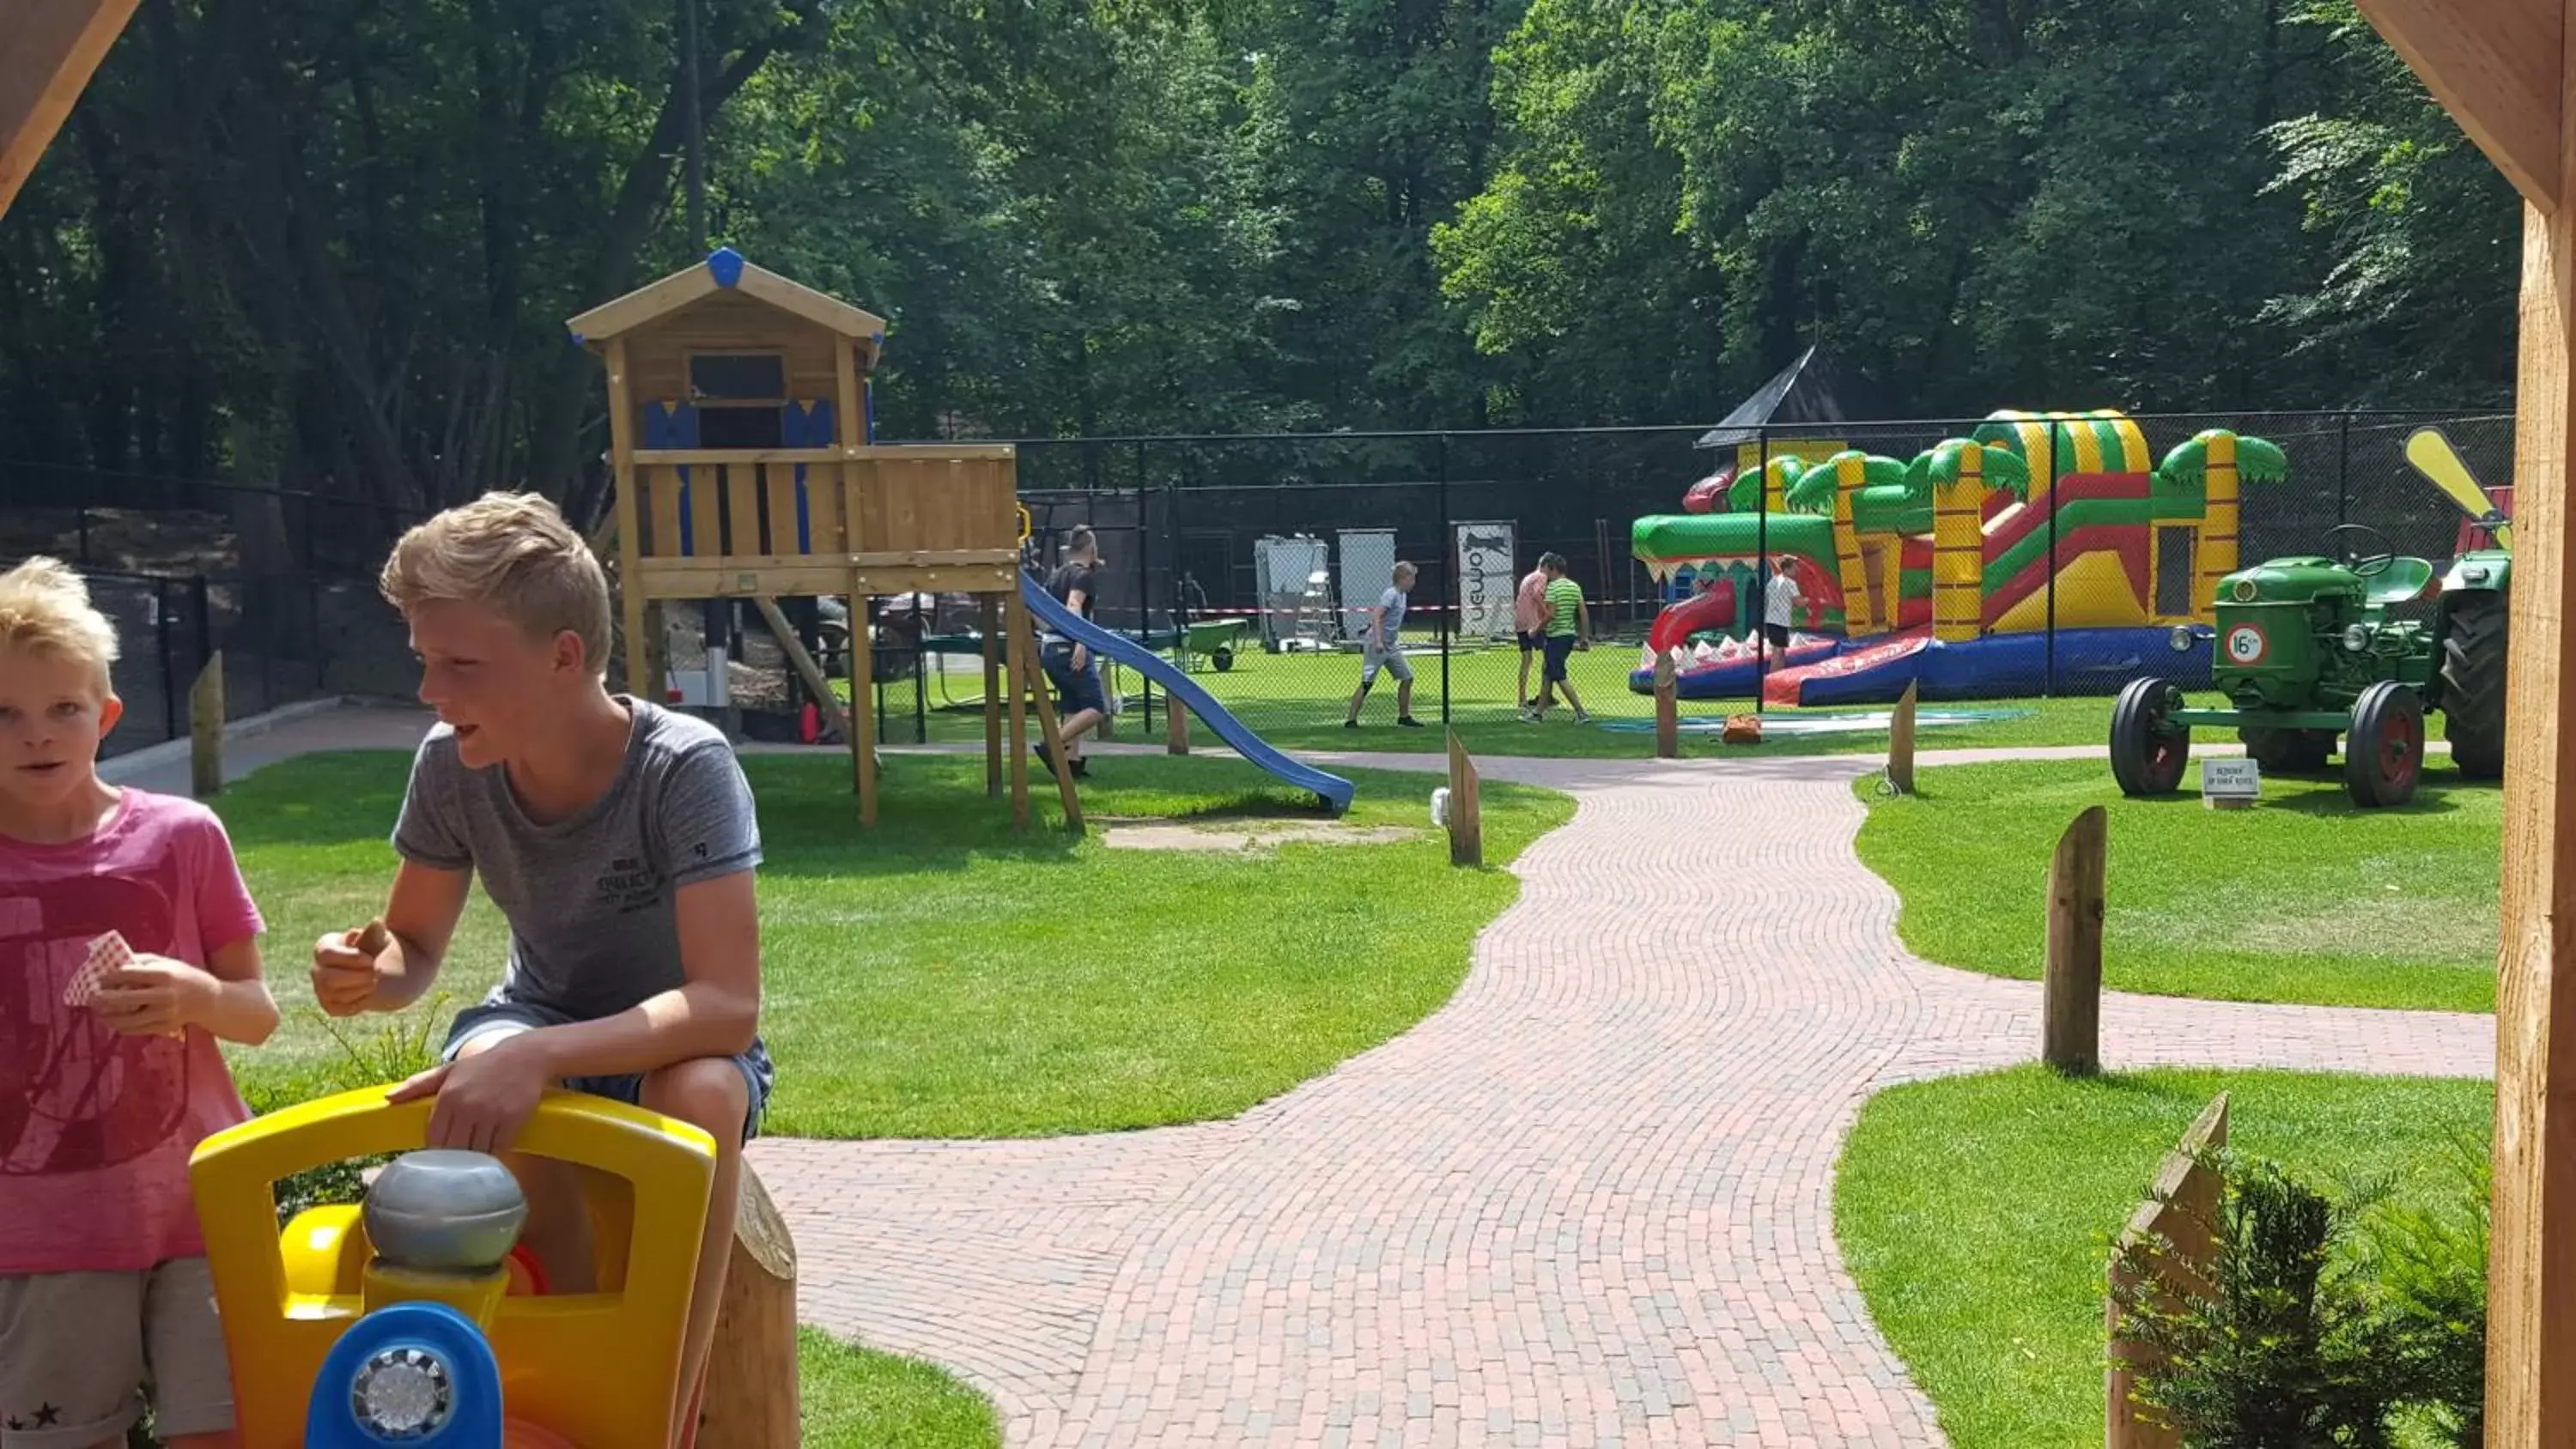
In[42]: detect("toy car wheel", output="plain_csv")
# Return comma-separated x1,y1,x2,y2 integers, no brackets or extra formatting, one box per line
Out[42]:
2110,676,2190,796
2345,681,2426,808
1212,646,1235,672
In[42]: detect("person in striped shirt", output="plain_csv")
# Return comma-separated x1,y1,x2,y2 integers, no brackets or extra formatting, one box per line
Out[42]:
1520,553,1592,724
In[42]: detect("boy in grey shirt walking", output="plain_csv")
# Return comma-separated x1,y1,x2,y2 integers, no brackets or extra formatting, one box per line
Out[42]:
309,492,765,1424
1344,561,1423,729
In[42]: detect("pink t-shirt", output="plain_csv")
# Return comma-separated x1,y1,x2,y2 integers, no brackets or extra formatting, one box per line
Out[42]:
0,788,263,1274
1513,570,1549,634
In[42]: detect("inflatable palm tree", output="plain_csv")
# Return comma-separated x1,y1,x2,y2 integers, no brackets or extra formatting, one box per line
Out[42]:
2156,429,2289,606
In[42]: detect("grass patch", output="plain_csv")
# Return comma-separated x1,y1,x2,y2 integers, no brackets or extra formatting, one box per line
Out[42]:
1834,1066,2492,1449
1854,759,2498,1012
852,638,2141,759
800,1328,1001,1447
219,749,1570,1137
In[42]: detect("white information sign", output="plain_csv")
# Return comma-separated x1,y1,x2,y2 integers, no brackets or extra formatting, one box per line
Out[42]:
2201,758,2262,809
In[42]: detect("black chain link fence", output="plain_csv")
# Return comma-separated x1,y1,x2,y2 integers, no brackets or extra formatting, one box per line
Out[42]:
5,408,2512,759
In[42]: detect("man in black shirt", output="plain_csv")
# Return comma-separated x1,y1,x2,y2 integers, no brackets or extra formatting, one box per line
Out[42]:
1038,526,1109,775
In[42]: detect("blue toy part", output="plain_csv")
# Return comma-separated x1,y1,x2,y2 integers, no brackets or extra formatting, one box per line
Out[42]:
706,246,746,288
304,1301,506,1447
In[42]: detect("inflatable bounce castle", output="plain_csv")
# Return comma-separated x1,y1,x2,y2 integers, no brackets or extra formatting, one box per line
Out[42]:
1630,409,2287,705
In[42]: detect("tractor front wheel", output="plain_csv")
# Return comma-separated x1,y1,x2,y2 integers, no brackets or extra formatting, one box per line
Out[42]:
2240,726,2333,773
2110,677,2190,797
2439,591,2506,780
2345,681,2426,809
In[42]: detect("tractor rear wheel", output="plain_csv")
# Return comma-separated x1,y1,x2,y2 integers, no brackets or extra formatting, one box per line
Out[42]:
2110,676,2190,797
2345,681,2426,808
2439,591,2506,781
2240,726,2333,773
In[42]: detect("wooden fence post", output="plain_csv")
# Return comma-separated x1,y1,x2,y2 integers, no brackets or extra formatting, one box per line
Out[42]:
1166,698,1190,755
696,1165,799,1448
189,652,224,798
1446,730,1483,868
1888,680,1918,794
2106,1092,2230,1449
1653,651,1679,760
2043,804,2107,1074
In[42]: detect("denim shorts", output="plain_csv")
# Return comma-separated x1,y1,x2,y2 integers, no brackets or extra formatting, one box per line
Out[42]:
444,997,773,1143
1042,641,1108,716
1542,634,1577,682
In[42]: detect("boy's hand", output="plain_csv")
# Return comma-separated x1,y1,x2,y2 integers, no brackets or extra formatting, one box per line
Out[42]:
311,923,387,1016
92,955,213,1037
388,1040,551,1156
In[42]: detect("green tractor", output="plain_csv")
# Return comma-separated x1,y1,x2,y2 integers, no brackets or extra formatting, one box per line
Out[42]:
2109,430,2512,809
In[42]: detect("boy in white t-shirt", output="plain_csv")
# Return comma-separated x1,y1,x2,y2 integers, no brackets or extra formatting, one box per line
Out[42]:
1344,561,1422,728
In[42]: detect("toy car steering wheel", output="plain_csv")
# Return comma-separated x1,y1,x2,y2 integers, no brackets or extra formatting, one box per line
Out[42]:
2322,522,2398,578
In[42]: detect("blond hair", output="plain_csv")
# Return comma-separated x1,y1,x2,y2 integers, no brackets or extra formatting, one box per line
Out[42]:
0,557,119,691
380,492,612,672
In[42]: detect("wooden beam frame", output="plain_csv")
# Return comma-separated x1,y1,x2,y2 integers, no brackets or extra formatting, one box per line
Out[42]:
2356,2,2576,1441
0,0,142,220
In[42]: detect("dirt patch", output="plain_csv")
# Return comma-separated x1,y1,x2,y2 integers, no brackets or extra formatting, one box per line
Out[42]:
1101,819,1419,853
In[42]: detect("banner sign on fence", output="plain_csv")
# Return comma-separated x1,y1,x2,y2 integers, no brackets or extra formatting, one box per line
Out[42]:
1455,520,1517,640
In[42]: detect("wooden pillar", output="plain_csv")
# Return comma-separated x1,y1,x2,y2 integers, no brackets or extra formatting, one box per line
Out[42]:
1445,730,1482,868
605,337,650,699
981,594,1002,797
0,0,143,220
1653,650,1678,760
188,652,223,798
696,1167,798,1449
1009,602,1083,834
1887,680,1917,795
2105,1094,2228,1449
2042,805,2107,1075
1166,697,1190,755
2336,8,2575,1437
2494,185,2576,1449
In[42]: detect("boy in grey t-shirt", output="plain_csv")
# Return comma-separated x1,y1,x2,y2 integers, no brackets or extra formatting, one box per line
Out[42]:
1344,560,1422,729
308,492,764,1418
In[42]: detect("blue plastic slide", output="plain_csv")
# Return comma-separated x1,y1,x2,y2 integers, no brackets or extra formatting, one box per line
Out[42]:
1018,571,1357,814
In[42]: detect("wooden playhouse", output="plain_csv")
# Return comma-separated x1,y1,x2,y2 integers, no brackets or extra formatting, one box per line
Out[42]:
566,248,1080,828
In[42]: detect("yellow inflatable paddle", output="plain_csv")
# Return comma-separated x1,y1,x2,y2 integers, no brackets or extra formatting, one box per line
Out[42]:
2404,426,2512,549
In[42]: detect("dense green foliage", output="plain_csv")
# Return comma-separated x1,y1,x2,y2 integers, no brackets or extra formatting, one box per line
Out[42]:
3,0,2515,513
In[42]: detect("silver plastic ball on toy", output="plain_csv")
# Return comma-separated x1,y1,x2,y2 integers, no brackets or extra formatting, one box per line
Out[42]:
362,1149,528,1273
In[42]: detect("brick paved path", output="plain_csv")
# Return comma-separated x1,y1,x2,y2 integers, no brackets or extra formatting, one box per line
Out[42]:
147,707,2491,1446
748,749,2494,1449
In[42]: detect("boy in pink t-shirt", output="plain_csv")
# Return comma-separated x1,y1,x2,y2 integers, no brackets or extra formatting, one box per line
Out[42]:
0,558,279,1448
1512,564,1550,709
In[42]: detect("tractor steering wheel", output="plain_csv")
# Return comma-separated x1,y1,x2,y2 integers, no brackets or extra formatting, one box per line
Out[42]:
2322,523,2398,578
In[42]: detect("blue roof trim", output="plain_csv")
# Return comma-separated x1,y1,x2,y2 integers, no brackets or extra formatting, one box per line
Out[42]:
706,247,746,288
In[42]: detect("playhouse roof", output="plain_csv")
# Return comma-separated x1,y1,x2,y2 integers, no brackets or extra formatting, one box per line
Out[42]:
1693,345,1886,449
566,247,889,346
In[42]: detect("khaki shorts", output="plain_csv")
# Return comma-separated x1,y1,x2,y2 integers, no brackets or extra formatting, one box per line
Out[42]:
0,1258,234,1446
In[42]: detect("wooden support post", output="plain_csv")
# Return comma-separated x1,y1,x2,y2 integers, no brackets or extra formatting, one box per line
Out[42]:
696,1166,799,1449
1010,603,1083,834
188,652,223,798
606,336,649,700
2043,805,2108,1075
750,597,853,747
1446,730,1483,868
849,584,877,825
2105,1092,2228,1449
981,594,1002,797
1653,650,1678,760
2493,169,2576,1446
1888,680,1918,795
1166,697,1190,755
1005,598,1030,831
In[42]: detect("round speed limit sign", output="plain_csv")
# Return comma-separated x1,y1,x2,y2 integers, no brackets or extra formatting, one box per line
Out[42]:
2225,624,2268,664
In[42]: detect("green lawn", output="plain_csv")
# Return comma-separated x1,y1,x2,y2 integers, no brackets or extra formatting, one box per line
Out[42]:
1854,759,2500,1012
854,639,2142,760
219,749,1569,1137
800,1329,1001,1447
1835,1067,2492,1449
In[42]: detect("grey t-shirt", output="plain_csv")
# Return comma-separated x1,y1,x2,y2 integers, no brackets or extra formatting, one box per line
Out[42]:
392,699,762,1022
1375,587,1408,646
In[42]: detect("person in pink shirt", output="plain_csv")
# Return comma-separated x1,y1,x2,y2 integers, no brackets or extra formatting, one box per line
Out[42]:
0,557,279,1449
1512,561,1550,709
